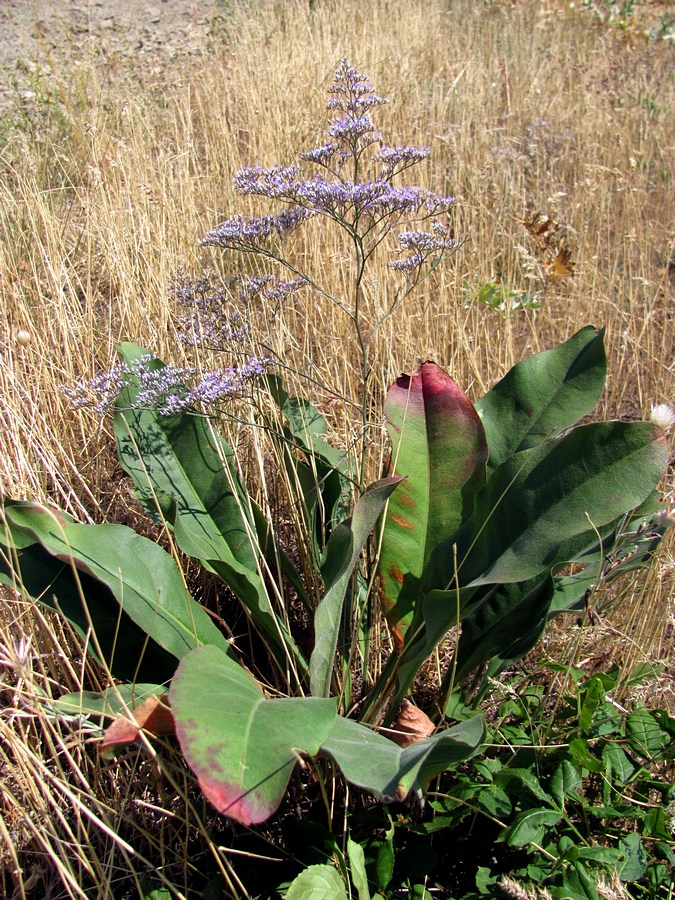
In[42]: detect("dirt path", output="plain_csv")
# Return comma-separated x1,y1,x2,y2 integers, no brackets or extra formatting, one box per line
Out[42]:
0,0,221,104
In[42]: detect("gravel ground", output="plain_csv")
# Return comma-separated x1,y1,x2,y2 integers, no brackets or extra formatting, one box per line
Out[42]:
0,0,221,105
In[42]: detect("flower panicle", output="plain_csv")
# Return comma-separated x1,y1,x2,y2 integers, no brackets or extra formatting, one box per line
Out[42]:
225,166,455,224
200,207,314,251
322,58,388,154
388,222,461,274
374,145,430,176
61,354,273,416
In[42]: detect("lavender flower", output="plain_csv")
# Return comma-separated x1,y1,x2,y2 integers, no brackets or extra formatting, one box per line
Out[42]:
328,115,381,144
222,168,454,225
60,368,125,416
233,164,302,197
62,353,272,416
201,207,314,251
202,57,457,265
300,143,339,166
173,270,306,350
326,59,388,117
388,223,461,274
374,145,430,176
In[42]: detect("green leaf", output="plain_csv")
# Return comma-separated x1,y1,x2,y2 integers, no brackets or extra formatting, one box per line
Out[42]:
0,500,229,668
475,866,500,894
568,737,603,773
550,760,582,807
549,568,597,615
390,422,669,710
363,837,395,894
475,326,606,470
284,865,348,900
576,846,621,867
266,374,352,558
114,344,305,675
0,532,177,682
561,863,601,900
500,808,563,847
142,889,172,900
428,421,669,590
53,684,167,721
579,676,606,733
495,768,553,805
627,707,670,760
321,714,485,803
476,785,512,818
311,477,403,697
450,575,555,684
379,361,488,648
170,644,336,826
347,837,371,900
617,832,647,882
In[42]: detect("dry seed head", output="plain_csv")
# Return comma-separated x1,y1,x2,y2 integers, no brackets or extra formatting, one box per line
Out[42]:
650,403,675,432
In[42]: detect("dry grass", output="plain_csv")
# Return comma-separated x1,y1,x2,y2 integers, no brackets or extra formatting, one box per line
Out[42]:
0,0,673,895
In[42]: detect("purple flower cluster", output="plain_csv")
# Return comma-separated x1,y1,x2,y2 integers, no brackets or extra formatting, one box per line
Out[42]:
61,369,125,416
200,58,456,255
64,60,462,419
62,354,272,416
388,223,461,274
374,145,430,176
324,58,387,154
200,207,314,252
174,270,306,350
227,166,454,224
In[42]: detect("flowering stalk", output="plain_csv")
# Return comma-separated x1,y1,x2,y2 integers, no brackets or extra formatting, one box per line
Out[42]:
200,58,461,486
63,59,461,490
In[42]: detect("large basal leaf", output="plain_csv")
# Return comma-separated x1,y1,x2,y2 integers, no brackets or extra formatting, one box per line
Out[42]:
386,421,668,712
427,422,669,591
170,644,336,826
0,500,229,665
54,684,168,721
475,326,606,470
171,644,484,825
310,477,403,697
449,575,555,686
114,344,305,674
266,374,352,562
0,528,178,682
321,713,485,803
379,362,488,650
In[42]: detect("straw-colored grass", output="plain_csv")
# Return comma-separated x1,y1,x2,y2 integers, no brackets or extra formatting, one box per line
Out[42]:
1,0,673,895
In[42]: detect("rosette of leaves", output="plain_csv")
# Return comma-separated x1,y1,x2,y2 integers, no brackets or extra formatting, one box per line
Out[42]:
1,327,670,831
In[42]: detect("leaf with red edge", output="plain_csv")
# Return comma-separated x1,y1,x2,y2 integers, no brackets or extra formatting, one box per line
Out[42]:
170,644,336,825
378,362,488,649
100,694,175,757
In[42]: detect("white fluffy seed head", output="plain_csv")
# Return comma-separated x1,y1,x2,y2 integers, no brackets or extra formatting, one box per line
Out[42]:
650,403,675,432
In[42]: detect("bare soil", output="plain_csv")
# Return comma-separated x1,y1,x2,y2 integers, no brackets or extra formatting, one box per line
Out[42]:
0,0,221,105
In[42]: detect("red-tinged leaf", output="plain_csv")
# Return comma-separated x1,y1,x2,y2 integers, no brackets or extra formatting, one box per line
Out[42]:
379,362,488,649
100,695,175,756
170,644,336,825
383,699,435,748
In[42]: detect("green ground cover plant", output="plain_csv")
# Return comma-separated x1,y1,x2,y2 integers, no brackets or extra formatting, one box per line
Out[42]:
1,53,674,897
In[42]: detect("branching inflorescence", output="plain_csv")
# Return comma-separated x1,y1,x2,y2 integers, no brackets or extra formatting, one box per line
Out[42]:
65,59,461,417
202,58,459,272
